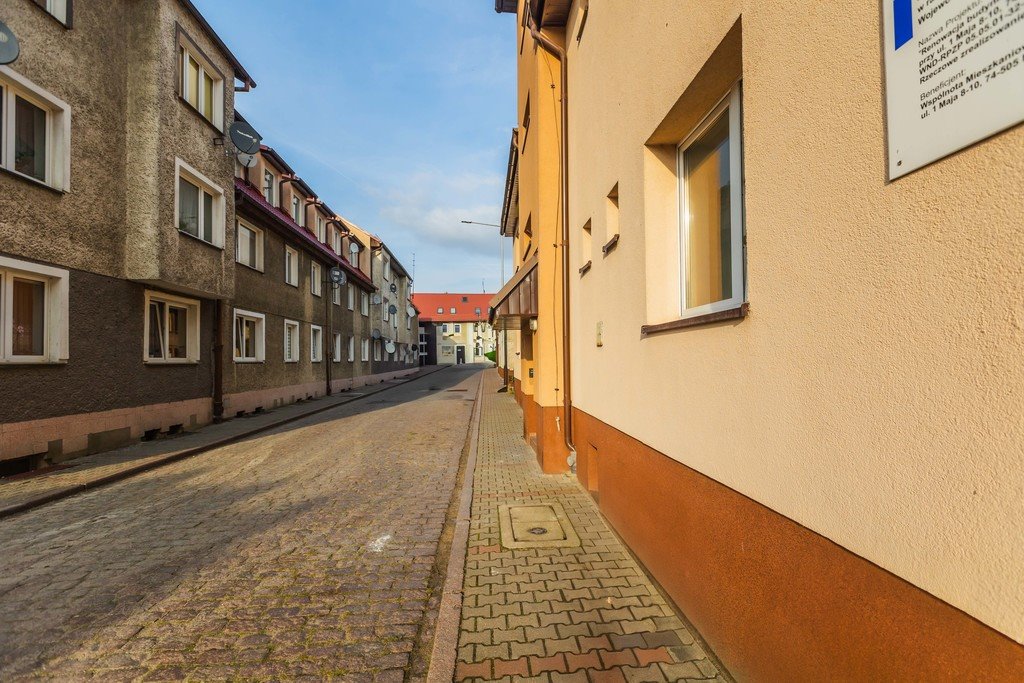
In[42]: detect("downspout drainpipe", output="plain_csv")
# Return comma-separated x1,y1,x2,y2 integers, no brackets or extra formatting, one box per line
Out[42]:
213,299,225,423
527,14,577,468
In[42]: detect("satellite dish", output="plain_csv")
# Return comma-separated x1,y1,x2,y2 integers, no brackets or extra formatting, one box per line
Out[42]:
236,153,258,169
389,283,398,294
372,293,383,305
329,267,347,285
385,341,397,354
407,306,416,317
349,242,361,255
0,22,19,66
388,304,398,315
229,120,262,155
371,329,382,340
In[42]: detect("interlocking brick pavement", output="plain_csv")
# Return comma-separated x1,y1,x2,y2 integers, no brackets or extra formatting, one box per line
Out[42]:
0,365,481,681
455,372,729,683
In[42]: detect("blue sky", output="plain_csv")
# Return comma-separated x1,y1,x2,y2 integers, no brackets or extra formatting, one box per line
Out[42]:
194,0,515,293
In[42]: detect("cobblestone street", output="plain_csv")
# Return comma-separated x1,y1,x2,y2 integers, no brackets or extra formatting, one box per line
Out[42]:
0,366,482,681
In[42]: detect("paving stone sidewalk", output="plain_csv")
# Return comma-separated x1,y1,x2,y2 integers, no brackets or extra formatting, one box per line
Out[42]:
0,367,441,516
455,372,729,683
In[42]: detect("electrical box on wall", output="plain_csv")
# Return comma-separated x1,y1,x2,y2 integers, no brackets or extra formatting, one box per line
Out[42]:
596,321,603,347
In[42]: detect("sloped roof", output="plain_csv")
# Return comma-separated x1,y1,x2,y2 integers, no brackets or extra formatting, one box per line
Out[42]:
414,293,494,323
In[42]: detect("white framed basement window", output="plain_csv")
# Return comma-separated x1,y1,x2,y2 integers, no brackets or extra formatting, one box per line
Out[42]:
677,85,745,319
311,262,322,297
176,158,224,248
179,38,224,130
236,219,264,271
310,325,323,362
0,256,69,364
285,246,299,287
0,66,72,192
233,309,265,363
361,338,370,362
332,332,342,363
283,319,300,362
348,336,355,362
145,290,200,364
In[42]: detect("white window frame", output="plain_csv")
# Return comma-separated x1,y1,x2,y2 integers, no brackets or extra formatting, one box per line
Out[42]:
44,0,70,25
332,283,341,306
373,340,381,361
285,246,299,287
311,262,322,297
179,40,225,130
361,338,370,362
383,256,391,281
383,298,390,323
348,336,355,362
454,324,462,334
284,319,300,362
347,285,355,311
175,158,225,248
0,66,72,192
310,324,323,363
316,215,326,243
677,86,745,320
442,324,449,334
144,290,200,364
0,256,69,364
235,219,264,271
360,291,369,317
292,195,303,226
262,168,276,205
437,307,443,314
333,332,342,363
232,309,266,363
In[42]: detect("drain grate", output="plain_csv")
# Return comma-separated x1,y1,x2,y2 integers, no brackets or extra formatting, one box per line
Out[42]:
498,503,580,549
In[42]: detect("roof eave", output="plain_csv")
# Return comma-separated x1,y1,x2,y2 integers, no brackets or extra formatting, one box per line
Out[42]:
177,0,257,88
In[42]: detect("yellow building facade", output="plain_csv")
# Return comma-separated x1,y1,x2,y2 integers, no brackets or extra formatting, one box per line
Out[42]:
494,0,1024,679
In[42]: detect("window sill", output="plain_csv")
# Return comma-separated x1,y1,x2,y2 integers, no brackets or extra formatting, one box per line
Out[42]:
602,234,620,256
29,3,72,29
0,359,67,366
579,261,592,277
145,359,200,366
0,166,66,195
237,262,264,273
286,281,299,288
233,359,264,364
178,230,224,251
177,96,224,136
641,303,748,338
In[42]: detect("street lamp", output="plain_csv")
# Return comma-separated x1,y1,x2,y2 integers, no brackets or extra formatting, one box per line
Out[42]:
461,220,505,284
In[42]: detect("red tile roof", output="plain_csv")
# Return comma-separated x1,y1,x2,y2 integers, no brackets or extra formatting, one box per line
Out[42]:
234,178,374,290
413,293,493,323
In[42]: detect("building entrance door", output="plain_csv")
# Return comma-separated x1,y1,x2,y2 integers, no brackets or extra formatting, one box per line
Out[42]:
456,346,466,364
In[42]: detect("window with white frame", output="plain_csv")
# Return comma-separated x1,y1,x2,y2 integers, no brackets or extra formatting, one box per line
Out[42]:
284,319,300,362
0,66,71,191
291,195,303,226
285,246,299,287
348,336,355,362
311,262,322,297
450,307,456,314
37,0,70,25
315,215,325,243
232,309,265,362
332,229,343,255
310,325,323,362
145,291,200,363
454,324,462,334
360,291,369,316
382,298,390,323
373,340,381,361
0,256,69,364
678,86,745,318
383,256,391,281
262,168,275,205
236,220,263,271
437,307,443,314
442,324,449,334
332,283,341,306
347,285,355,310
176,159,224,247
361,338,370,362
333,333,342,363
179,39,224,130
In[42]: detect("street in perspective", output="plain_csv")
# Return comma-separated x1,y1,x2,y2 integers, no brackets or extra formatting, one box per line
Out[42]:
2,0,1023,681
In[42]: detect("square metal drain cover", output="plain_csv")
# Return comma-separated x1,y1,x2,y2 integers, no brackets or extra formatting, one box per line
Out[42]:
498,502,580,549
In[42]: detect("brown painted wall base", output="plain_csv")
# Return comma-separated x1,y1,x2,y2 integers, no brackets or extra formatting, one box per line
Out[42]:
572,407,1024,681
517,392,569,474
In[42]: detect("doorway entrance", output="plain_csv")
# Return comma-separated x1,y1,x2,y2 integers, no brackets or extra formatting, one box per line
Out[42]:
456,346,466,364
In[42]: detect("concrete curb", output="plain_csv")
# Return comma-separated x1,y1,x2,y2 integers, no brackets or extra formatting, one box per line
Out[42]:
0,366,450,520
426,369,484,683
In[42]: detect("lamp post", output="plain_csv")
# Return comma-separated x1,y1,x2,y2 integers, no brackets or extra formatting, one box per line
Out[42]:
462,219,509,391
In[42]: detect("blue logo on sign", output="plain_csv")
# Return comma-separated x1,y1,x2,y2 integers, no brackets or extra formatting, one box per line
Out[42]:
894,0,914,50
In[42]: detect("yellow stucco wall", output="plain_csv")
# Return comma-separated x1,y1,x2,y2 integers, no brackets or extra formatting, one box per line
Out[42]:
563,0,1024,643
513,7,567,410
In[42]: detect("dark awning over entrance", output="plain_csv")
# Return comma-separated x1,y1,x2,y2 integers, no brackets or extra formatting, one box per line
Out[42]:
489,253,539,329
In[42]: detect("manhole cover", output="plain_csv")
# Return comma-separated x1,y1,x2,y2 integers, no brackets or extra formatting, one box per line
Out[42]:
498,503,580,548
